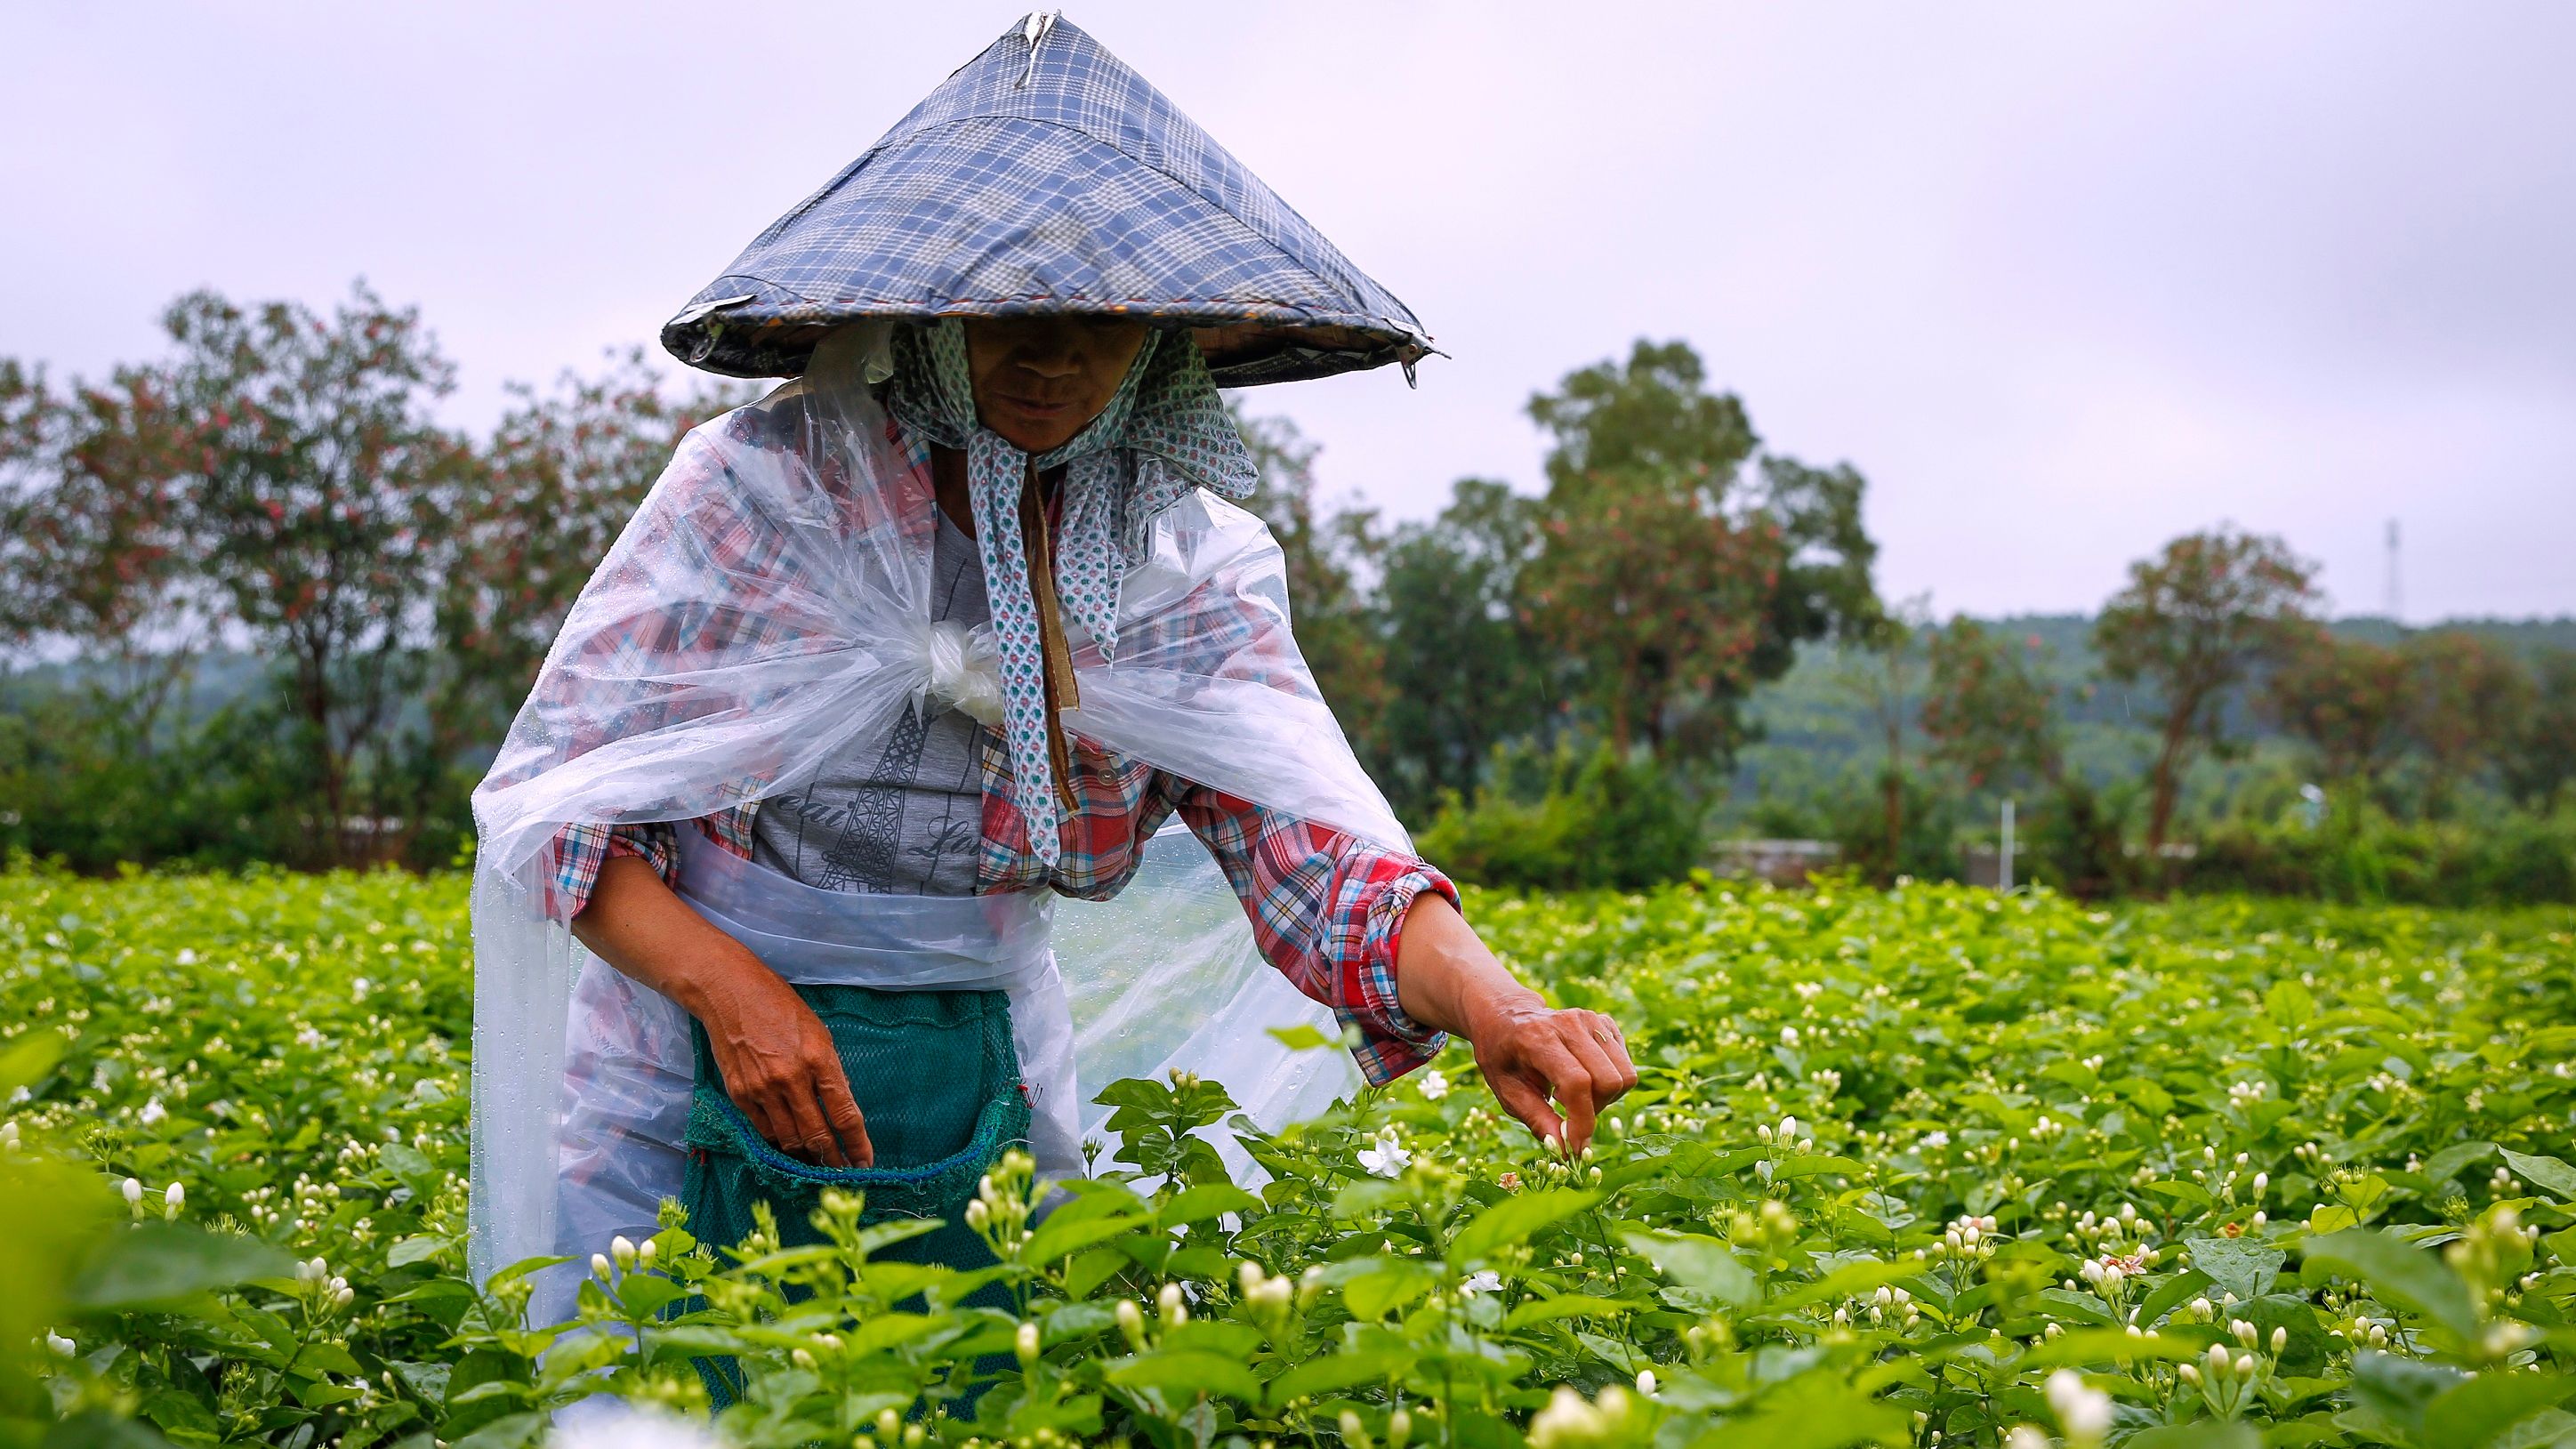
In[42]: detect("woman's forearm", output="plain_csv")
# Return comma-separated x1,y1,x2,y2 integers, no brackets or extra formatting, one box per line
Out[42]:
569,853,771,1018
1392,890,1545,1040
1393,890,1638,1153
571,853,875,1166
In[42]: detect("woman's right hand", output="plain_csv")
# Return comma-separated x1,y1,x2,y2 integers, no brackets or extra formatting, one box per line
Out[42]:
694,967,876,1168
571,852,874,1168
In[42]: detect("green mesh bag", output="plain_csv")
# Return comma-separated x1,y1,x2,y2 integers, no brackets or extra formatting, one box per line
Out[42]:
674,985,1029,1406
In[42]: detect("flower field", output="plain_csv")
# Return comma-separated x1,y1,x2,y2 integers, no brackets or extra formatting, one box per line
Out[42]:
3,863,2572,1449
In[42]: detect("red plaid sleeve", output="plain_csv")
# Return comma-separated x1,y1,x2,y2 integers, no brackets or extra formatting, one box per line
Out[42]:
543,807,759,921
1166,783,1458,1085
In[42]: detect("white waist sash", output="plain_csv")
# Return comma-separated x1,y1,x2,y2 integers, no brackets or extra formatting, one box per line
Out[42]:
540,832,1079,1329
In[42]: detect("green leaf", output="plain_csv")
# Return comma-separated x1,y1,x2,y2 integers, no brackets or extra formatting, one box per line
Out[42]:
1695,1387,1909,1449
1163,1320,1264,1359
2017,1327,2206,1368
449,1411,546,1449
1039,1300,1119,1347
1768,1154,1866,1182
1265,1024,1333,1051
1266,1348,1417,1408
2424,1140,2498,1185
1343,1258,1437,1322
380,1142,439,1192
1164,1244,1232,1282
293,1341,364,1377
40,1412,176,1449
2124,1423,2261,1449
2265,978,2315,1027
386,1235,447,1267
2186,1236,2286,1301
2501,1147,2576,1203
2426,1372,2576,1448
1332,1177,1408,1217
1065,1246,1128,1300
138,1387,221,1440
2145,1179,2216,1211
1158,1182,1260,1229
486,1254,573,1286
1023,1203,1152,1266
615,1274,686,1317
68,1222,297,1309
2347,1349,2467,1438
1448,1187,1600,1266
2303,1229,2482,1343
0,1033,65,1096
1619,1228,1755,1306
2127,1268,2209,1331
1104,1348,1262,1404
1501,1292,1632,1330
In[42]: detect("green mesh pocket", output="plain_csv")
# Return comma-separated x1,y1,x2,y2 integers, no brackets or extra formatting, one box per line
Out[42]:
674,986,1028,1409
681,985,1028,1250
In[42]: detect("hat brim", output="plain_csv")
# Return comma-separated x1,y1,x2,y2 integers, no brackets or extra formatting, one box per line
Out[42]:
664,114,1429,387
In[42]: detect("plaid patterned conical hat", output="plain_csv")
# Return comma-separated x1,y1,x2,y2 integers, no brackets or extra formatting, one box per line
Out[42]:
663,12,1433,387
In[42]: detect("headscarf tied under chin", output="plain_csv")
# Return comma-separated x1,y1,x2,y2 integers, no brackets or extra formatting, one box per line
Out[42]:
879,318,1258,866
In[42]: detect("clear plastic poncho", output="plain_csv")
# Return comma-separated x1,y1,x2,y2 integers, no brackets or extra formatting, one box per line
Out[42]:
467,337,1411,1286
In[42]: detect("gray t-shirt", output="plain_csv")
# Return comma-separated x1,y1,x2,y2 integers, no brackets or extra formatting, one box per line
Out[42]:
748,508,994,896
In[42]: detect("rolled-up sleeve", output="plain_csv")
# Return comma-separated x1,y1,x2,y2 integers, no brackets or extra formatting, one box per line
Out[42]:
544,821,680,921
1168,783,1458,1085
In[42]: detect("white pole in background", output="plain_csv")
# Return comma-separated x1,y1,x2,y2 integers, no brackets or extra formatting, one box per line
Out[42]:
2000,798,2016,893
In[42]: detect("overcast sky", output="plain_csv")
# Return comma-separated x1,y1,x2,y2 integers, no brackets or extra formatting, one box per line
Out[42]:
8,3,2571,622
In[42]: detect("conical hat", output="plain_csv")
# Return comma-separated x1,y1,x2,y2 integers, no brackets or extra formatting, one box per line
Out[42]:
663,12,1433,387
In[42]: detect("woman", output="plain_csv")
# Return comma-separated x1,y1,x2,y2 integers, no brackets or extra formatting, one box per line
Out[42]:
467,13,1635,1315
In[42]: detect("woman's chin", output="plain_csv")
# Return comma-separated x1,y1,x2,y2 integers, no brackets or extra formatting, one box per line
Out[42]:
990,422,1081,454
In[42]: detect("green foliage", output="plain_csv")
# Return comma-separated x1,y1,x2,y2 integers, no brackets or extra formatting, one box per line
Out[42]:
1818,768,1957,886
2020,775,2139,901
2395,631,2535,817
2094,527,2320,851
1418,740,1704,890
1231,406,1395,776
1372,479,1555,816
1922,618,2062,793
2263,629,2410,791
0,291,746,873
2183,796,2576,906
1521,342,1881,764
5,866,2576,1444
2502,648,2576,811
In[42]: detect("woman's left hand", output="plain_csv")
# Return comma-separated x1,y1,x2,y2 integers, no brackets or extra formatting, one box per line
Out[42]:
1463,996,1638,1156
1395,891,1638,1155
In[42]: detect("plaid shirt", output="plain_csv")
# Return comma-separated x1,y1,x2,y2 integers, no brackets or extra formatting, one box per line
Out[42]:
546,410,1453,1085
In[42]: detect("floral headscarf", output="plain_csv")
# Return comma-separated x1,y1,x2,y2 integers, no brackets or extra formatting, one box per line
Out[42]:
879,318,1257,864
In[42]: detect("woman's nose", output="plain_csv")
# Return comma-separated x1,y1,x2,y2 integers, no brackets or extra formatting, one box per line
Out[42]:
1013,348,1083,378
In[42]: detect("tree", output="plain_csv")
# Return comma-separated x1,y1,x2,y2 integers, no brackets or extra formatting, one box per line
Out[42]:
2262,627,2409,791
1523,340,1880,767
431,350,752,769
1232,407,1393,769
1373,479,1550,815
157,284,471,864
2093,527,2317,851
2397,630,2532,816
2501,648,2576,810
1838,598,1930,881
1921,616,2063,792
0,359,203,745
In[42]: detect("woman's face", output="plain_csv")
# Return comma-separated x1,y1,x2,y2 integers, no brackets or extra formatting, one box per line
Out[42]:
961,315,1151,455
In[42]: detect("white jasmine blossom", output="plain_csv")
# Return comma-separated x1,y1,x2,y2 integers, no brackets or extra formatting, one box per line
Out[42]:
1357,1126,1412,1179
